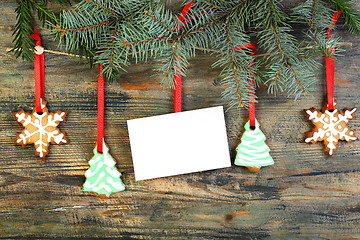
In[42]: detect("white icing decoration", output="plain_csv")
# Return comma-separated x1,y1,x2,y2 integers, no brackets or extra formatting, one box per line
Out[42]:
235,119,274,168
40,98,46,109
15,104,67,158
83,140,125,196
305,107,357,155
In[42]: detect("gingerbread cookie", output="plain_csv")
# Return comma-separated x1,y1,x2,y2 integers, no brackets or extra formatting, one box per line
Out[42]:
235,119,274,172
83,140,125,197
13,100,69,159
305,104,357,156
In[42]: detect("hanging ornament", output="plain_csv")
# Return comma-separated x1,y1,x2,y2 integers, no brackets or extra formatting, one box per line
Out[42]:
83,140,125,198
234,43,274,172
305,104,357,156
305,11,357,156
13,28,68,159
235,120,274,172
83,64,125,198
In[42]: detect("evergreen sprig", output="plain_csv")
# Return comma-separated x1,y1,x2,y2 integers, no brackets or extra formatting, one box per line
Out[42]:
212,23,258,109
11,0,79,61
329,0,360,33
12,0,360,109
253,0,319,99
292,0,342,59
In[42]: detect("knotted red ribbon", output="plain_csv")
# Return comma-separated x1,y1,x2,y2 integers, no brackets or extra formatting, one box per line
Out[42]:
30,28,45,113
173,1,196,113
326,10,342,111
97,64,105,153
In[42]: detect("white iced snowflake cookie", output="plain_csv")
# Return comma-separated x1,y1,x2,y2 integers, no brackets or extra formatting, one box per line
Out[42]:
13,99,69,159
305,104,357,156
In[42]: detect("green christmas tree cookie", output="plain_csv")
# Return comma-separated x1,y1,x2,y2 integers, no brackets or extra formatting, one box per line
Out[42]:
235,119,274,172
83,140,125,197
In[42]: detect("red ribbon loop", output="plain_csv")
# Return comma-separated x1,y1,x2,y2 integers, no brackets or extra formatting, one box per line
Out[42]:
97,64,105,153
30,28,45,113
233,43,257,127
173,1,196,113
243,44,257,128
31,28,42,46
177,1,195,26
326,10,342,111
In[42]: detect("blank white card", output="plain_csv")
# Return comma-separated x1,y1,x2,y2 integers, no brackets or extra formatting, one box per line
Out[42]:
127,106,231,181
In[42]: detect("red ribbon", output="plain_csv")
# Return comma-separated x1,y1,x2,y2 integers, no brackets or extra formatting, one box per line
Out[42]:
177,1,195,24
235,44,257,128
326,10,342,111
174,67,183,113
97,64,105,153
244,44,257,128
30,28,45,113
173,1,196,113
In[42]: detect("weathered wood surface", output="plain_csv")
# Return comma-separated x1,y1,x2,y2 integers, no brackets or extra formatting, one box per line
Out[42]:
1,1,360,239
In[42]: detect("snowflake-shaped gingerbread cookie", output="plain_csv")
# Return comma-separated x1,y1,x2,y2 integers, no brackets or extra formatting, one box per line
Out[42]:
13,100,69,159
305,104,357,156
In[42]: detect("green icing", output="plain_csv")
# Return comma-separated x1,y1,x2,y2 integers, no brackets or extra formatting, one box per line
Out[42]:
235,119,274,168
83,140,125,197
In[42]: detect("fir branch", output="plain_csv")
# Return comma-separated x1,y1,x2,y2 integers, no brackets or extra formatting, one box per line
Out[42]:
52,0,154,66
43,0,359,110
310,0,317,31
156,41,188,87
178,15,222,39
144,10,174,33
97,23,122,80
29,0,58,24
178,0,250,39
224,27,246,107
212,21,255,109
202,0,218,9
328,0,360,33
11,0,34,60
83,0,117,16
292,0,333,29
291,0,341,57
256,0,317,98
11,0,78,60
53,21,112,33
288,65,306,93
53,0,75,4
122,37,171,47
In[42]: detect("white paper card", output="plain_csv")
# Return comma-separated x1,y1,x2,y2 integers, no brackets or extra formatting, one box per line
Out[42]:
127,106,231,181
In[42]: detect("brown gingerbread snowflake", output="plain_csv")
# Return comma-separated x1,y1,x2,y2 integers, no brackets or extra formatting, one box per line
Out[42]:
13,100,69,159
305,104,357,156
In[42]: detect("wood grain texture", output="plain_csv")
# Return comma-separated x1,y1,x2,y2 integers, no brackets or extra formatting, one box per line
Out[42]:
0,0,360,239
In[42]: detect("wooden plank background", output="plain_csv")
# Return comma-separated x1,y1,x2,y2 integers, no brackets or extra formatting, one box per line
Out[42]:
0,0,359,239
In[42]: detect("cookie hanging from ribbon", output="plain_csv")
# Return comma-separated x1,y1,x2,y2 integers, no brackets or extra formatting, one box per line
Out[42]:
83,140,126,198
305,11,357,156
305,104,357,156
234,43,274,172
83,63,125,198
14,100,68,159
13,28,69,159
235,120,274,172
